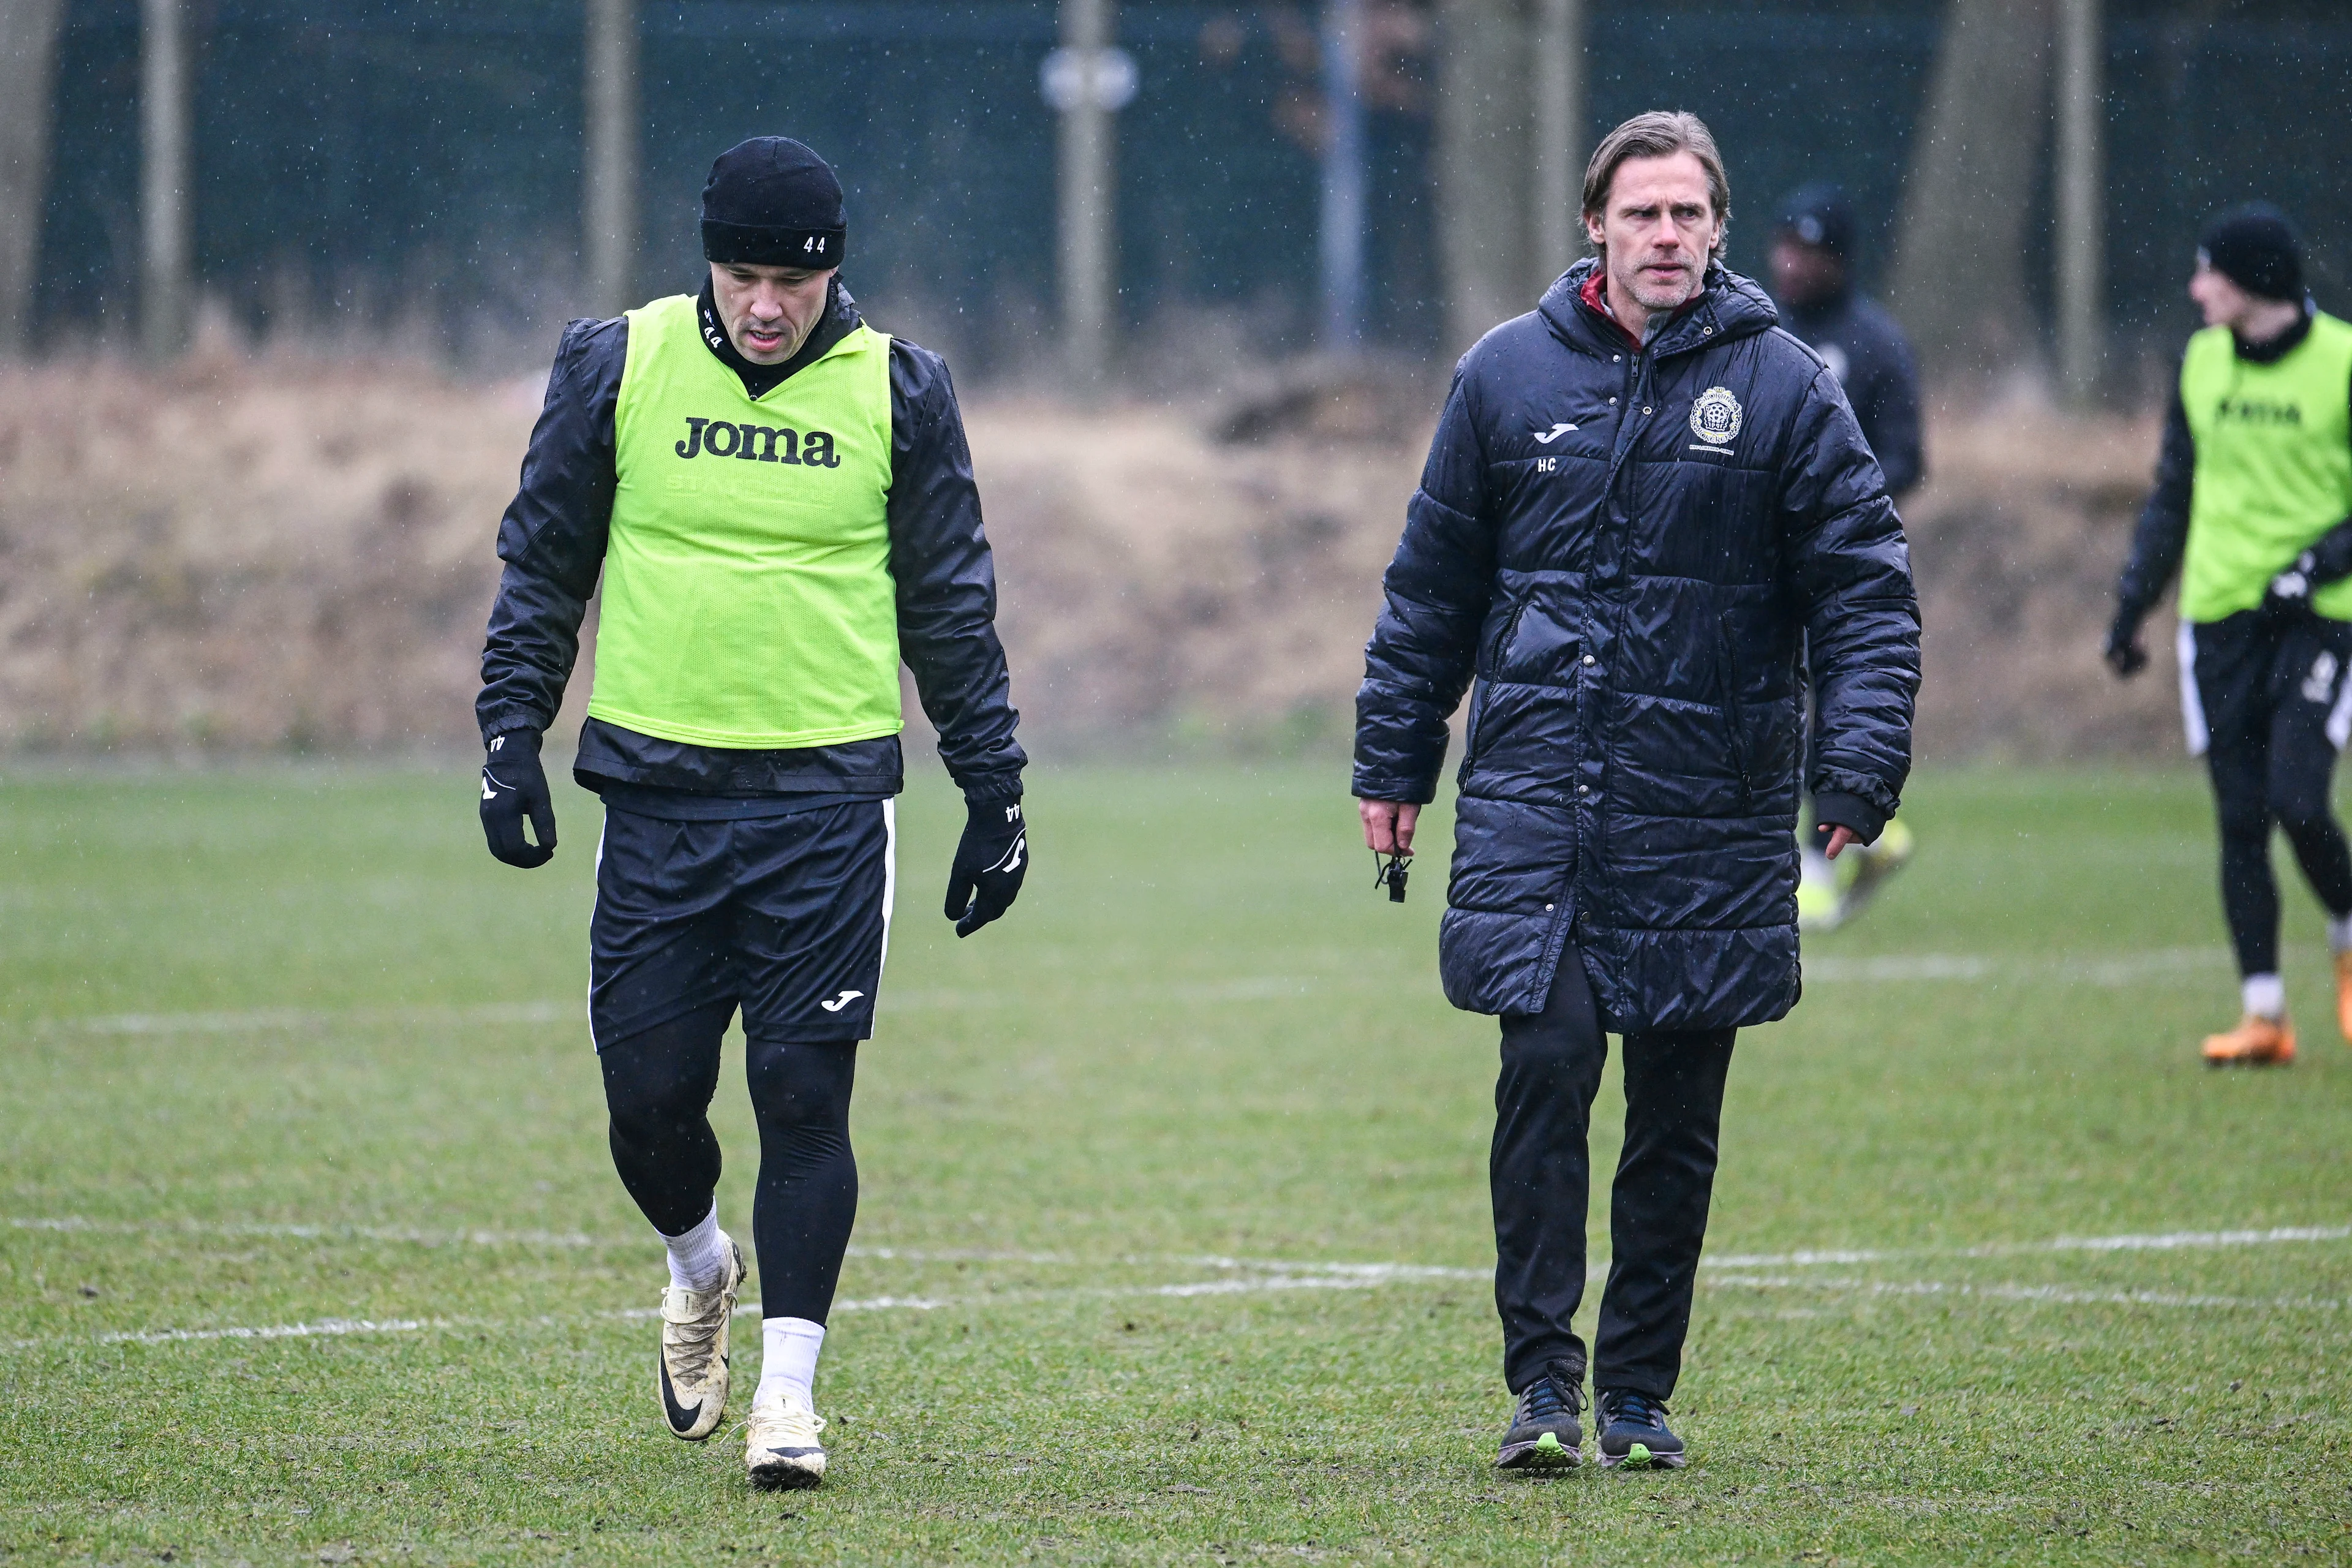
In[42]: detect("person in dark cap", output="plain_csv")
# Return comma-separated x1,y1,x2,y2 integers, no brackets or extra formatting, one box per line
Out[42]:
475,135,1029,1490
2109,202,2352,1068
1768,183,1925,930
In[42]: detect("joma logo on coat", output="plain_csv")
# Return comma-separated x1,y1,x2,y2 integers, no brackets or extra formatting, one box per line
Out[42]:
674,417,842,467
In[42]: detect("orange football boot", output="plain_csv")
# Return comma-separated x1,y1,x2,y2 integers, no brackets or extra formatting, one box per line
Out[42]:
2200,1014,2296,1067
2336,952,2352,1043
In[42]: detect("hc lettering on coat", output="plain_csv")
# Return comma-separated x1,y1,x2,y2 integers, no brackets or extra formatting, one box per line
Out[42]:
673,417,843,466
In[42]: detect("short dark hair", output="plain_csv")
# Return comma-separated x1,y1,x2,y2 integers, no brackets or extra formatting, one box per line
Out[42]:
1581,111,1730,257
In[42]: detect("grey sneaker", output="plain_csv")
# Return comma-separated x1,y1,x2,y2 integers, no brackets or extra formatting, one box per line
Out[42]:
1594,1387,1687,1469
1496,1360,1584,1469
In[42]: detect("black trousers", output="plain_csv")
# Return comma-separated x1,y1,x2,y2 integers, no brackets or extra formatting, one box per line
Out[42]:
2185,612,2352,977
1491,941,1735,1399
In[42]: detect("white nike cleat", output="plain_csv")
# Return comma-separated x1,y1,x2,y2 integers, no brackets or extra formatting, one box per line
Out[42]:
745,1393,828,1490
655,1234,745,1442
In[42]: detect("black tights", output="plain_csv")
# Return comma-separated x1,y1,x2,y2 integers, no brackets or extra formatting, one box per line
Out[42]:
2193,615,2352,977
598,1001,859,1323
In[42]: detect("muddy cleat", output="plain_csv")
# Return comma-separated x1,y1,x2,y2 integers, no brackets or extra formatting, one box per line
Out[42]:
2199,1013,2296,1067
745,1395,828,1490
1594,1389,1687,1469
2335,952,2352,1043
655,1234,746,1441
1496,1359,1584,1469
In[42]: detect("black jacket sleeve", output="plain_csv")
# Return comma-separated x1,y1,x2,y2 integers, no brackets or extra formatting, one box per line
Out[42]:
1781,366,1921,843
2114,361,2195,630
476,316,628,742
888,341,1026,802
1353,366,1494,804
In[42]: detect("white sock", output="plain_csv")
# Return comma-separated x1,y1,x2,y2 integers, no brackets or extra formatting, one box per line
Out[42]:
755,1317,825,1411
2329,914,2352,954
658,1203,728,1294
2242,973,2286,1020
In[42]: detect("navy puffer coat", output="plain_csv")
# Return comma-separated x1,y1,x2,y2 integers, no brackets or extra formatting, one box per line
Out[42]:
1354,260,1920,1031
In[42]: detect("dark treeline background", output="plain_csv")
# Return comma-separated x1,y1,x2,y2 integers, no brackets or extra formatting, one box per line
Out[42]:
33,0,2352,379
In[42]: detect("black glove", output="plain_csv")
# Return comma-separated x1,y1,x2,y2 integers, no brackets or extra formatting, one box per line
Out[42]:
2263,550,2319,621
2103,607,2148,680
945,797,1027,938
480,729,557,869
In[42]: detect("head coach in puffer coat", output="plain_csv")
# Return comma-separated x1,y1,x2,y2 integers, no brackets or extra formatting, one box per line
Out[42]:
1355,160,1919,1035
1354,113,1918,1467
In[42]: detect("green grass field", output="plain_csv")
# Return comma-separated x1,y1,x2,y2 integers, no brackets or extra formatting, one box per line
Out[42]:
2,758,2348,1565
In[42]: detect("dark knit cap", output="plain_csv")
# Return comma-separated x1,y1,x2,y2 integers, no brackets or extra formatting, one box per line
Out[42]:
701,137,845,269
1776,181,1856,260
2198,203,2303,302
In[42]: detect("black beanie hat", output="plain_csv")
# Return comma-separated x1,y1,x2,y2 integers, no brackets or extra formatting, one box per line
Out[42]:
2198,203,2303,302
701,137,845,269
1776,181,1856,260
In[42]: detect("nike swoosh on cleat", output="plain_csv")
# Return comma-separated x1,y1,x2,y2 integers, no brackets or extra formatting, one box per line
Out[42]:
659,1359,703,1435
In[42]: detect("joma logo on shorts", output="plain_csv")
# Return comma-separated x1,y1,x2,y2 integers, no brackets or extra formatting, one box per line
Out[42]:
674,417,842,467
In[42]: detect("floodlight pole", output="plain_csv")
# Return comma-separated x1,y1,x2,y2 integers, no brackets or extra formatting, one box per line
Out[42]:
141,0,190,357
584,0,639,317
2056,0,2105,406
1319,0,1368,354
1056,0,1119,386
1530,0,1585,293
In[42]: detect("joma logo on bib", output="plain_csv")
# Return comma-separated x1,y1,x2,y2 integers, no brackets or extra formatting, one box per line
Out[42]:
674,417,842,467
2213,398,2303,427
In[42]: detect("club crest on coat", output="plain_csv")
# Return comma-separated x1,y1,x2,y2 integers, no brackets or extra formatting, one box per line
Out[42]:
1689,386,1744,445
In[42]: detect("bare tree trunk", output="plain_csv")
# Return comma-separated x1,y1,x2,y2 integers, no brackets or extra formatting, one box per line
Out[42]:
1529,0,1586,296
583,0,639,317
1890,0,2054,380
1436,0,1531,355
1055,0,1120,385
0,0,66,355
2054,0,2105,405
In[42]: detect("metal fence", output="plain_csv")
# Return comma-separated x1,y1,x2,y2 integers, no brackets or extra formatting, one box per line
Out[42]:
32,0,2352,377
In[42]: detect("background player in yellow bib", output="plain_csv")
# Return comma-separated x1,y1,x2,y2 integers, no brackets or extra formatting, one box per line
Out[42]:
475,137,1028,1487
2108,205,2352,1068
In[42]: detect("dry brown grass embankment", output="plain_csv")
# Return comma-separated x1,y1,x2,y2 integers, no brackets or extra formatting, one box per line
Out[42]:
0,352,2185,761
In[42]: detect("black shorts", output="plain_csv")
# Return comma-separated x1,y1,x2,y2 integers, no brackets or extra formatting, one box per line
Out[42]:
589,799,894,1049
2179,611,2352,761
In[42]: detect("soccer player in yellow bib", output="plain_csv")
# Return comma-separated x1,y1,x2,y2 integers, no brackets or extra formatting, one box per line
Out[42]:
2109,205,2352,1067
475,138,1028,1487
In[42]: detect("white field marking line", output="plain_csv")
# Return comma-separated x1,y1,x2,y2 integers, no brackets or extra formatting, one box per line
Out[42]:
24,1241,2352,1355
2,1216,1483,1275
21,943,2260,1034
8,1216,603,1249
17,1212,2346,1279
7,1316,448,1352
32,1002,570,1036
1706,1223,2352,1271
1707,1275,2349,1313
21,978,1338,1038
1803,945,2241,986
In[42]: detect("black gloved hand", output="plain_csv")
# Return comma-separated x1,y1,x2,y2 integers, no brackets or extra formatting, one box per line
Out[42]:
480,729,557,869
944,797,1027,938
2103,608,2148,680
2263,550,2319,622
